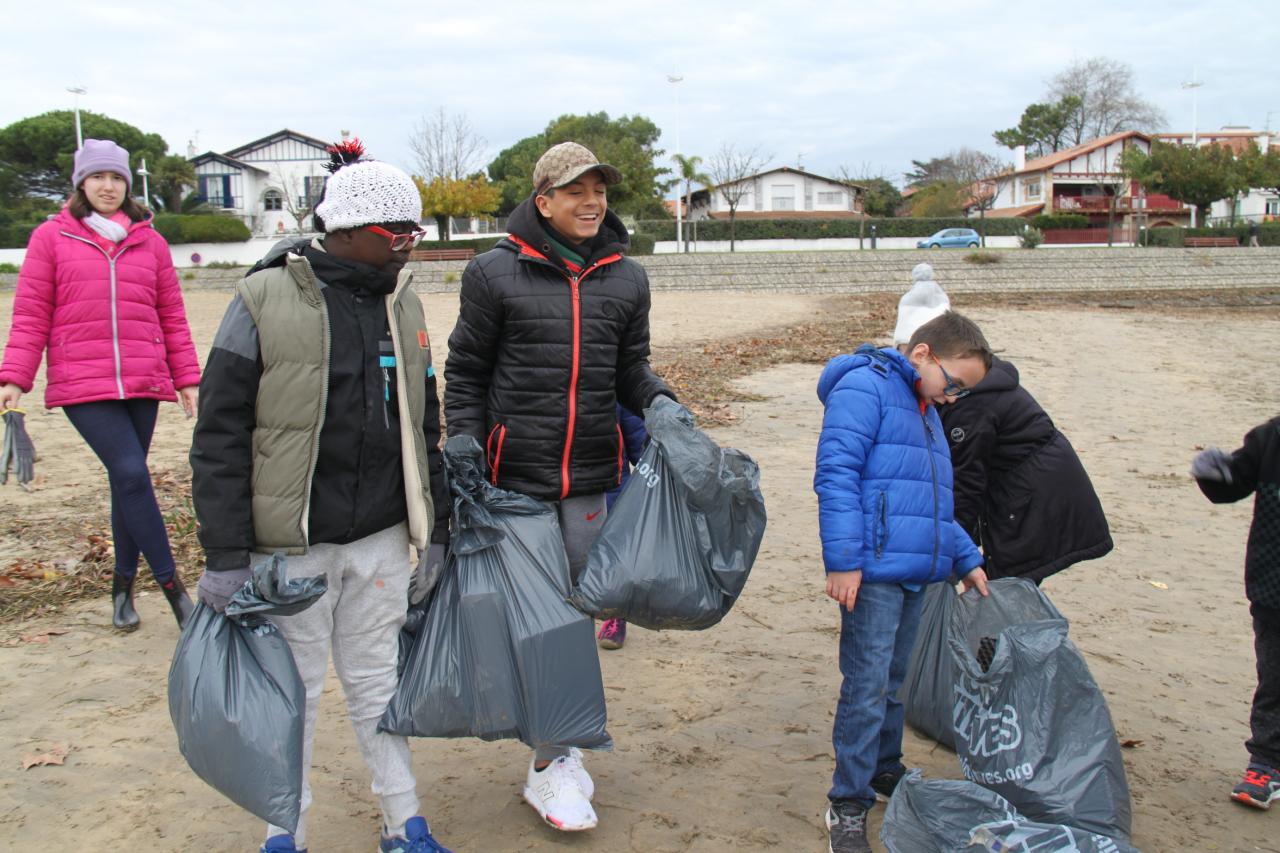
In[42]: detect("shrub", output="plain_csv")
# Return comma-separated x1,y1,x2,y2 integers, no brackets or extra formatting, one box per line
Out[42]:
964,251,1003,265
633,216,1027,242
1019,227,1044,249
153,214,251,244
628,233,655,256
1143,223,1280,248
0,222,41,249
0,261,18,274
204,260,244,269
414,237,505,253
1031,213,1090,230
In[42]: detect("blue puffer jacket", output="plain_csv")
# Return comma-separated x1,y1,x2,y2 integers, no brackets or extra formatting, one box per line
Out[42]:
814,345,983,583
606,404,648,510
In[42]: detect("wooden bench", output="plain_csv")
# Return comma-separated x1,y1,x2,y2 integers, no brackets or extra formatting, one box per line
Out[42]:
409,248,476,262
1184,236,1239,248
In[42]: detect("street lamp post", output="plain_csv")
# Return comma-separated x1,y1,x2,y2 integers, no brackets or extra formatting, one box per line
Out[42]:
66,86,87,150
1182,69,1204,227
667,74,683,253
137,158,150,208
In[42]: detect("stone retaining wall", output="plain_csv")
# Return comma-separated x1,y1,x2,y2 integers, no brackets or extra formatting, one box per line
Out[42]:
3,247,1276,294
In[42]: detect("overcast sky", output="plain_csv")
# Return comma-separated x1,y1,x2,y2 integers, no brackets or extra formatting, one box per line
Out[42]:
2,0,1274,189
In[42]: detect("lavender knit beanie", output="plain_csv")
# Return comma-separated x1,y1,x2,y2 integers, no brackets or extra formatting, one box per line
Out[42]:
72,139,132,190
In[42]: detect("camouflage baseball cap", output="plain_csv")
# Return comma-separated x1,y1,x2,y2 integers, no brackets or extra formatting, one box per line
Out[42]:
532,142,622,195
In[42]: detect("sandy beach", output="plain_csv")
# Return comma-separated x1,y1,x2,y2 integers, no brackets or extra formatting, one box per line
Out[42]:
1,286,1277,852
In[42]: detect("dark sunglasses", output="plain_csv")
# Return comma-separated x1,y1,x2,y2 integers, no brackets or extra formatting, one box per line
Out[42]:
934,356,971,398
364,224,426,252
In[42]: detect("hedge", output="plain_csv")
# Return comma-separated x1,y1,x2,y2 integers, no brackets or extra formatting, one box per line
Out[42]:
415,237,505,253
153,214,251,244
1145,223,1280,248
0,222,40,249
634,217,1028,241
1030,213,1090,230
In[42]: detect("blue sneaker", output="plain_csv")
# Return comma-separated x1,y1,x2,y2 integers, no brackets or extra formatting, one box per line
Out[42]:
379,816,453,853
261,835,306,853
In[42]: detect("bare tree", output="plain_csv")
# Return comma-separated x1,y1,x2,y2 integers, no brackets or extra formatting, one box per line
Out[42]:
951,148,1009,248
1047,57,1166,146
706,144,769,252
836,164,871,248
408,108,487,182
270,165,325,235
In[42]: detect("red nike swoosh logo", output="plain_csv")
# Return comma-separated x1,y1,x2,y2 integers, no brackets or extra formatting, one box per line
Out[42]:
586,510,602,521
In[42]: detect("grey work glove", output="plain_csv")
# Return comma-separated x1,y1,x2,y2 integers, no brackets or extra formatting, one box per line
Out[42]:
1,409,36,489
1190,447,1234,484
197,566,253,613
410,543,447,605
647,393,694,424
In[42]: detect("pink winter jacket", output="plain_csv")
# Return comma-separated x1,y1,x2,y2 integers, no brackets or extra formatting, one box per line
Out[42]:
0,208,201,408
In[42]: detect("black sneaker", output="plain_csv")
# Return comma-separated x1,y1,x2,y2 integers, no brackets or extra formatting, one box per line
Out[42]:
871,764,907,802
1232,763,1280,809
825,800,871,853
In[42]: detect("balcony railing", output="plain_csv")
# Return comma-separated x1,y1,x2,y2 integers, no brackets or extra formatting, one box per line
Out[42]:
1053,194,1186,212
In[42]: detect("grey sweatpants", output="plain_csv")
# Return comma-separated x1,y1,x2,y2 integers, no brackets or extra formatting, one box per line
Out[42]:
534,492,607,763
265,523,418,846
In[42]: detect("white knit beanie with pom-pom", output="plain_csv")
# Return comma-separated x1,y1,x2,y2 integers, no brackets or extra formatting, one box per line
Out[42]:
314,160,422,232
893,263,951,345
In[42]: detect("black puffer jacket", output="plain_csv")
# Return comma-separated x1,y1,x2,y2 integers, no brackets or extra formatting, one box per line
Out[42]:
940,356,1112,583
444,198,672,500
1195,416,1280,610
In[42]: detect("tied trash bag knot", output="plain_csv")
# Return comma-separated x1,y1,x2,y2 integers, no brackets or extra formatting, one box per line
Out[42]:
168,555,326,833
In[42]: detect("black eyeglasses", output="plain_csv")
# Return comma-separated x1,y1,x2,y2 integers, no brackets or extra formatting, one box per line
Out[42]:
934,356,971,399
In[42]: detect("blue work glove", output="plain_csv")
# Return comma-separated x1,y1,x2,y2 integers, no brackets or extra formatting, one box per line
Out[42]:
410,543,447,605
1190,447,1233,484
196,566,253,613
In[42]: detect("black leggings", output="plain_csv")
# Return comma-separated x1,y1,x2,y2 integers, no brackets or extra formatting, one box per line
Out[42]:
63,399,175,583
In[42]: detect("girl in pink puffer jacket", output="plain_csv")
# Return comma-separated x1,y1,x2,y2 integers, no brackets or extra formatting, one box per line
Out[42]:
0,139,201,632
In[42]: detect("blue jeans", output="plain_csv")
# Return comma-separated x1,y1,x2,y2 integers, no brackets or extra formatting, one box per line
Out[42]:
63,399,175,583
830,581,926,805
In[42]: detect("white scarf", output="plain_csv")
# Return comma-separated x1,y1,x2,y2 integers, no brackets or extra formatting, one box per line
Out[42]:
85,212,129,243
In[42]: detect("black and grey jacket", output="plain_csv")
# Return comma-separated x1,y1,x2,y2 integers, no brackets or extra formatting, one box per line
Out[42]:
191,238,449,572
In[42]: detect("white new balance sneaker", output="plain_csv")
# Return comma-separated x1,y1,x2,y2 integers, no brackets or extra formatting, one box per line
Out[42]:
523,755,598,831
565,747,595,801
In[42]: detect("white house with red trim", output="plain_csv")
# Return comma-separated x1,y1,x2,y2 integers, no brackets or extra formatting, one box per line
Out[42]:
1153,128,1279,224
982,132,1191,234
189,129,333,237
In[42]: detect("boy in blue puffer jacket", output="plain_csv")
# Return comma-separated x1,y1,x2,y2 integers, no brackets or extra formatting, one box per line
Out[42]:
815,311,992,853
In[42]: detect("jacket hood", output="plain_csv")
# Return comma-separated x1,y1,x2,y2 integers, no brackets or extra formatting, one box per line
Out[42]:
817,344,919,405
970,355,1019,394
503,194,630,263
248,236,312,274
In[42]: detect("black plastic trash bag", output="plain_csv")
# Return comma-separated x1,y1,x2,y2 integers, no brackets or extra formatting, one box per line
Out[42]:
168,555,326,833
881,770,1021,852
569,396,766,630
968,819,1140,852
902,579,1064,750
948,583,1132,840
381,436,612,751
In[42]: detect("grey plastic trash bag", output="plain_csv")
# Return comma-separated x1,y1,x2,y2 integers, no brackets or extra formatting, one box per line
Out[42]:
881,769,1020,852
381,436,612,751
902,579,1064,750
948,584,1132,840
569,396,767,629
969,819,1140,852
168,556,326,832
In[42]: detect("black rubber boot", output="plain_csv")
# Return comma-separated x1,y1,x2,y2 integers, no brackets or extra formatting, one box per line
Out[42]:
160,574,195,630
111,573,140,632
